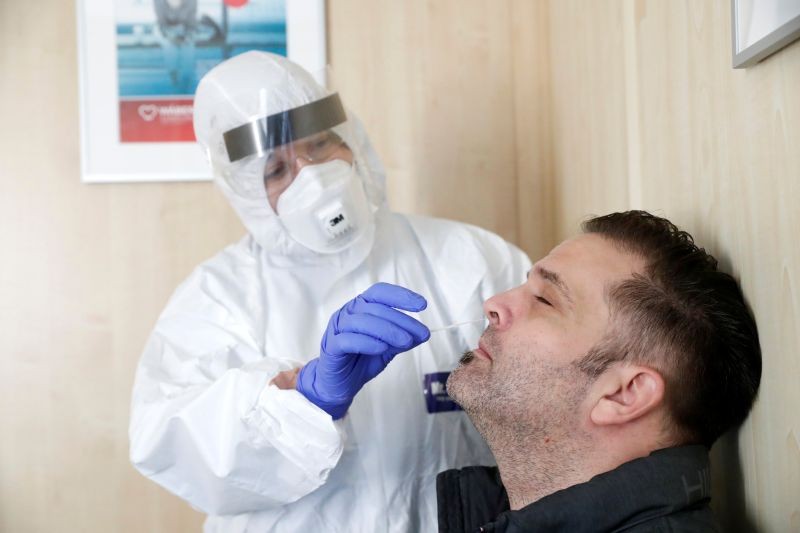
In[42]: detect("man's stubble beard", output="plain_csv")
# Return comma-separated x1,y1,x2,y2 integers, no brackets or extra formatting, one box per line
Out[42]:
447,330,597,508
449,345,588,439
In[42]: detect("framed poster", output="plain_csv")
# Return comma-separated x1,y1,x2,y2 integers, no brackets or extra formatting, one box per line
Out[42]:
77,0,326,183
732,0,800,68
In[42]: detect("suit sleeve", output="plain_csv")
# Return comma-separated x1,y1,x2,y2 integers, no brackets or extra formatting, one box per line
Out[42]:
129,264,344,515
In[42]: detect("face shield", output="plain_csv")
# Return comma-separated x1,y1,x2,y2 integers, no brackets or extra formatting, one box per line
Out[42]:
222,93,352,207
193,51,378,254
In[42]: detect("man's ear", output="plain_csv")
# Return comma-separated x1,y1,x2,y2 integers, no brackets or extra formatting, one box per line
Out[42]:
589,364,665,426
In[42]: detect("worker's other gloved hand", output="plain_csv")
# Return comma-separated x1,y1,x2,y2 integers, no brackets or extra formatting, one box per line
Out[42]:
296,283,431,419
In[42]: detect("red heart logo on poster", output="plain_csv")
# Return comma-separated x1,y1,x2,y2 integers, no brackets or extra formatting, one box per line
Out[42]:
224,0,249,7
138,104,159,122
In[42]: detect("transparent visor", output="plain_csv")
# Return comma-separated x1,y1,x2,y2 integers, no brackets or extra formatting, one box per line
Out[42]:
223,93,347,163
220,93,353,202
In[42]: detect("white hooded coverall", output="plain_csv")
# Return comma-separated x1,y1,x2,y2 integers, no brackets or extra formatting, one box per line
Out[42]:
129,51,531,532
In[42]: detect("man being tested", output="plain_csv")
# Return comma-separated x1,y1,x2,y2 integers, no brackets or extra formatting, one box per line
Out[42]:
439,210,762,532
129,51,530,532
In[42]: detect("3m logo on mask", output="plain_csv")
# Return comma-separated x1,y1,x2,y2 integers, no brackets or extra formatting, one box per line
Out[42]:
276,160,371,254
423,372,462,414
318,202,354,239
329,214,345,227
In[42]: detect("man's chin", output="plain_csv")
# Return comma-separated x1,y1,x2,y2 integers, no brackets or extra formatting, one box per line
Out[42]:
447,351,480,408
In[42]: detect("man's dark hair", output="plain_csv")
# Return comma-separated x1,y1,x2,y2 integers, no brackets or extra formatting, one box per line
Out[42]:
577,210,761,447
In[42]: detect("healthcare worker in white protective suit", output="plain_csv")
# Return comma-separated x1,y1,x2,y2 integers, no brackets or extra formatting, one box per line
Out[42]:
129,51,531,532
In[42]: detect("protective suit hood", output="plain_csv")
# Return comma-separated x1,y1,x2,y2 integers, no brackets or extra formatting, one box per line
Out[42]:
193,51,387,261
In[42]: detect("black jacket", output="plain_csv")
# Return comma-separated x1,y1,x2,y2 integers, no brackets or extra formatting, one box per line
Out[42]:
437,445,719,532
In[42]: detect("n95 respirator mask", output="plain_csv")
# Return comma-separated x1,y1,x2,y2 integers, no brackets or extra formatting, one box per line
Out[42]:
276,159,372,254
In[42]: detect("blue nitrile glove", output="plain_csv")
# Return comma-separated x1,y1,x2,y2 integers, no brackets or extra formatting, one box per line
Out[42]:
296,283,431,419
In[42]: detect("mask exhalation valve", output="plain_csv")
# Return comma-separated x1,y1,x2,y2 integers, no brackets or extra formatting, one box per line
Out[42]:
317,201,354,240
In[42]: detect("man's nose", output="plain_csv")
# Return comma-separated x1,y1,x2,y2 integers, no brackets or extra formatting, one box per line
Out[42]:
483,291,513,331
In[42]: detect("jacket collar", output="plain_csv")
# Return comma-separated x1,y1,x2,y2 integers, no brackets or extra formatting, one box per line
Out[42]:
437,445,713,533
485,445,712,532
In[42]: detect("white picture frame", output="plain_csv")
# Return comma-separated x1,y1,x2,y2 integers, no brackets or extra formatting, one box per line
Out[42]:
732,0,800,68
77,0,326,183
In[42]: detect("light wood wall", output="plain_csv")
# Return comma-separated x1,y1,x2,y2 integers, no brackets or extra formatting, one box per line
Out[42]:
1,1,797,531
0,0,233,530
327,0,555,260
542,2,800,531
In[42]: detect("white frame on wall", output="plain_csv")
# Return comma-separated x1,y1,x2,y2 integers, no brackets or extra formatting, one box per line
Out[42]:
76,0,326,183
732,0,800,68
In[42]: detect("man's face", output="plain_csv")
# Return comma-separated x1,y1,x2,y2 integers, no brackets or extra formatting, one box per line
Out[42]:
447,233,643,441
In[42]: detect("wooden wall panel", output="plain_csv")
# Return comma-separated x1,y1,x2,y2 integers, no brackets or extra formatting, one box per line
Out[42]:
511,0,557,261
546,0,632,242
630,2,800,531
328,0,521,243
534,1,800,531
0,0,238,531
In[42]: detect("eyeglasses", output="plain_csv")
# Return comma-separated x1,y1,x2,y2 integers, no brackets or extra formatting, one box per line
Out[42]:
263,130,347,181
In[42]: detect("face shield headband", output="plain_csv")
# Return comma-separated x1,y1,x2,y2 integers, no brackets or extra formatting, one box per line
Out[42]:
222,93,347,163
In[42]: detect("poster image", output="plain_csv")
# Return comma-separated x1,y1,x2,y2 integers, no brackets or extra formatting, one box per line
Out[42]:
77,0,325,182
115,0,287,143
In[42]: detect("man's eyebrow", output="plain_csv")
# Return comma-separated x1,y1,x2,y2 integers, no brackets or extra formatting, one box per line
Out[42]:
531,266,574,304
